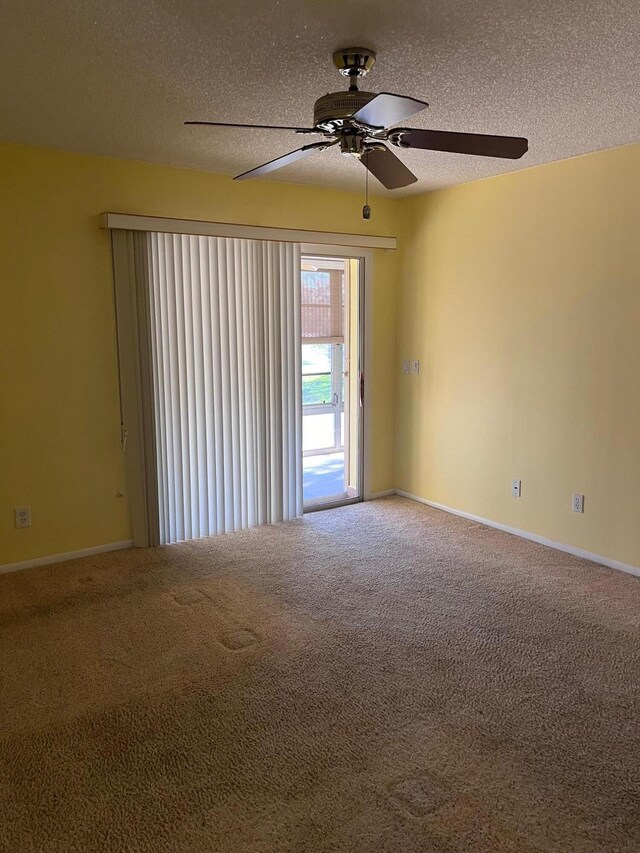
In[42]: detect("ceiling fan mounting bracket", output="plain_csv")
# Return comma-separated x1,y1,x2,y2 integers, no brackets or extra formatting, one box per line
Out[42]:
332,47,377,89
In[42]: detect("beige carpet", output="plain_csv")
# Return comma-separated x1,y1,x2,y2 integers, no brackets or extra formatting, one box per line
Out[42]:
1,497,639,852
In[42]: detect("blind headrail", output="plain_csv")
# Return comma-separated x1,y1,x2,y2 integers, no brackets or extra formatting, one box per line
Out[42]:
99,212,396,251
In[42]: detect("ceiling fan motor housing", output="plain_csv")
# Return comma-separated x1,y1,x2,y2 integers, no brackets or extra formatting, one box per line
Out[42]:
313,91,376,132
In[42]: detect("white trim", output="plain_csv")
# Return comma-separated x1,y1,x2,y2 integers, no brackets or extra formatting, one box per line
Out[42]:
300,242,380,258
100,213,396,251
370,489,396,499
362,251,374,501
0,540,134,575
395,491,640,579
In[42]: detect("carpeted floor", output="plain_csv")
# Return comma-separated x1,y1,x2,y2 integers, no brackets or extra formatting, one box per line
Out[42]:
1,497,639,852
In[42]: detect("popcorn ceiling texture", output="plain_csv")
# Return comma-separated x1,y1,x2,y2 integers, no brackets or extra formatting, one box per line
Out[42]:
1,497,639,851
1,0,638,194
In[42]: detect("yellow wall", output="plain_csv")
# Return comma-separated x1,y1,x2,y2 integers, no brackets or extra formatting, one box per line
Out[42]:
396,144,640,567
0,142,399,565
3,139,638,569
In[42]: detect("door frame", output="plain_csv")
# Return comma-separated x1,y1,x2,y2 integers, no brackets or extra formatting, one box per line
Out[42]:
301,243,374,511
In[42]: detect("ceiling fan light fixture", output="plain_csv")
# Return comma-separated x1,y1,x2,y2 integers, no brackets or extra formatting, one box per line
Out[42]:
339,132,366,157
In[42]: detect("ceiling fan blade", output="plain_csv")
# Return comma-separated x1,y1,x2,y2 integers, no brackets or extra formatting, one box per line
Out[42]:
361,145,418,189
234,140,336,181
185,121,318,134
351,93,428,129
391,128,528,159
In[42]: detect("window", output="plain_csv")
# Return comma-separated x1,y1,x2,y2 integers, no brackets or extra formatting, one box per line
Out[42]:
302,343,332,406
301,265,346,455
302,342,344,450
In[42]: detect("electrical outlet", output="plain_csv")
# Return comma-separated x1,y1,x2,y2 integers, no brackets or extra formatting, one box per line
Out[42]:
15,506,31,528
572,493,585,513
511,479,521,498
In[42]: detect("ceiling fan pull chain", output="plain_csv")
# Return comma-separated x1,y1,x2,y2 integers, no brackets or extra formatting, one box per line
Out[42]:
363,162,371,220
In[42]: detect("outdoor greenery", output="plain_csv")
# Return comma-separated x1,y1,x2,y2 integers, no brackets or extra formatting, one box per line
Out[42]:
302,374,331,405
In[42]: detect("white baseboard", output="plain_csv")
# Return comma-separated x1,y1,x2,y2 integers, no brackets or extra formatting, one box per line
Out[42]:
0,540,134,575
394,490,640,579
369,489,396,499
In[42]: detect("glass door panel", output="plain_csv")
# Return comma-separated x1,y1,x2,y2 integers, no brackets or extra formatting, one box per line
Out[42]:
301,256,362,508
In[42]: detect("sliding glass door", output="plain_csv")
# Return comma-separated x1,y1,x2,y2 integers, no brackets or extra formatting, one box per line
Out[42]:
301,254,363,509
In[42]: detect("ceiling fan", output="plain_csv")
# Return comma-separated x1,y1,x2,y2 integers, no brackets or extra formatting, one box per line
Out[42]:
186,47,528,190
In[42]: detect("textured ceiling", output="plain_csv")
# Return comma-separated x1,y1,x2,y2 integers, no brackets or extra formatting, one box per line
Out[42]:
1,0,639,195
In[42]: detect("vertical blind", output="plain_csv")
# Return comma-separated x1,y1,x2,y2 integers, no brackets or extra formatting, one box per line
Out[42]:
117,232,304,545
